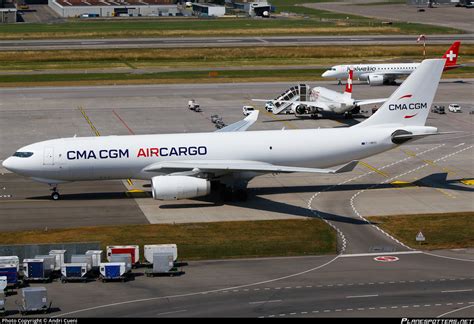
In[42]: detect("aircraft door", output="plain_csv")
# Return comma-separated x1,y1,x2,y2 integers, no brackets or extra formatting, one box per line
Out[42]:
43,147,54,165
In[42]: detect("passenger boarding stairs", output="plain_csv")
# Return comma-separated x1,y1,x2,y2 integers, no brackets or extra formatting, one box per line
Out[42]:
272,84,310,115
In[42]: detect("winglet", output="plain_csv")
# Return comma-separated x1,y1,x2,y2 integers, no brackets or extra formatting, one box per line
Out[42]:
333,160,359,173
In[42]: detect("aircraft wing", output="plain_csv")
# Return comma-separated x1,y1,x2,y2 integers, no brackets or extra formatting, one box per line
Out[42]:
215,110,259,132
143,160,359,174
354,98,387,106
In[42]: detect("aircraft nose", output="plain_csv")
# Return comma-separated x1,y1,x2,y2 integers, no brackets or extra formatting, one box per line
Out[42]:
2,157,14,171
322,71,330,77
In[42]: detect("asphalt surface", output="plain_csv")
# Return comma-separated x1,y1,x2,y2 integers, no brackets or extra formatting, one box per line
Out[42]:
0,81,472,317
0,34,473,51
3,251,473,317
307,1,474,33
0,80,472,254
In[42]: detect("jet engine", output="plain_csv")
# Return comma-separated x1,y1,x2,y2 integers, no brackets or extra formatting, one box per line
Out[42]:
367,74,384,86
294,104,307,115
151,175,211,200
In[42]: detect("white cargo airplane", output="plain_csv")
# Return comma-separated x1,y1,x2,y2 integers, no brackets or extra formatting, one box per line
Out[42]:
3,59,447,202
254,68,387,117
322,41,461,85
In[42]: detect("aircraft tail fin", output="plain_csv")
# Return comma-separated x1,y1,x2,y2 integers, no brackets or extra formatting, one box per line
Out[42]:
354,59,445,128
343,67,354,99
442,41,461,70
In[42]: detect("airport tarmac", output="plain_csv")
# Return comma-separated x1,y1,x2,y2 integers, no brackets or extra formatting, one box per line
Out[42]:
306,1,474,33
2,250,474,317
0,80,472,254
0,80,472,318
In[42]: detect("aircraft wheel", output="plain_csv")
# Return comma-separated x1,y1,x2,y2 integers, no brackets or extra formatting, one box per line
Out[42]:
51,191,60,201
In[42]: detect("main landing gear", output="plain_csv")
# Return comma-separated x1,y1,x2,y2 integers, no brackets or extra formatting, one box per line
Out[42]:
50,186,60,200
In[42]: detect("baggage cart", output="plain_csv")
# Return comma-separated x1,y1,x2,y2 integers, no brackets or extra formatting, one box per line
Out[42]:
0,257,19,271
106,245,139,266
0,291,5,316
70,255,92,271
86,250,103,274
85,250,103,268
0,276,6,291
49,250,66,271
18,287,51,314
0,264,18,289
35,255,56,272
23,259,52,282
60,263,89,283
109,254,132,273
144,244,178,263
99,262,127,282
145,253,183,277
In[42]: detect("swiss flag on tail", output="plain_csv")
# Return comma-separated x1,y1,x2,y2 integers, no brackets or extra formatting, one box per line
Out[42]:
442,41,461,70
344,67,354,96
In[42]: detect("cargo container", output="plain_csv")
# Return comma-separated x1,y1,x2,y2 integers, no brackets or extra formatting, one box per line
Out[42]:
0,264,18,286
109,254,132,273
144,244,178,263
0,256,19,271
99,262,127,282
49,250,66,271
60,263,89,283
85,250,103,269
0,276,6,291
19,287,50,314
34,255,56,272
70,255,92,271
23,259,52,282
145,253,182,277
0,291,4,316
106,245,139,265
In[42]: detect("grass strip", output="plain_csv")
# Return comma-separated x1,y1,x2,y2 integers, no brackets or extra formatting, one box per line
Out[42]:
0,67,472,87
0,219,337,261
0,16,461,40
368,212,474,250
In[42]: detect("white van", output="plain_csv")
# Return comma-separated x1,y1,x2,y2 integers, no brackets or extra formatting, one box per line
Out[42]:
242,105,255,116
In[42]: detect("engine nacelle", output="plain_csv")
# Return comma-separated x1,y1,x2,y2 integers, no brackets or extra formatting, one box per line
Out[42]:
367,74,385,86
151,175,211,200
294,104,307,115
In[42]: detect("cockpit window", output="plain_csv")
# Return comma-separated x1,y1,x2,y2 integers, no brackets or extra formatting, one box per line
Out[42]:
13,152,33,158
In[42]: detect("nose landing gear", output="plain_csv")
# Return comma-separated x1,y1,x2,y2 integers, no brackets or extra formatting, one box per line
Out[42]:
50,186,60,200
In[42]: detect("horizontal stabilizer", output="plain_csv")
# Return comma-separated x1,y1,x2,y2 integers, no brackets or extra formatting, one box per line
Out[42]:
392,131,462,140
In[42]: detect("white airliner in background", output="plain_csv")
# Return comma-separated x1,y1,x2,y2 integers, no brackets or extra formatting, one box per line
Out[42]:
3,59,448,202
254,68,387,118
322,41,461,85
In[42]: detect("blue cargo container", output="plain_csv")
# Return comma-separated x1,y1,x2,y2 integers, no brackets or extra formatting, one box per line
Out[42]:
0,265,18,286
60,263,88,283
23,259,51,281
99,262,126,282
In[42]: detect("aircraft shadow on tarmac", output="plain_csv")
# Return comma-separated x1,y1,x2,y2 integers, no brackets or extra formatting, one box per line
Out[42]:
157,191,368,225
255,173,473,195
27,173,471,208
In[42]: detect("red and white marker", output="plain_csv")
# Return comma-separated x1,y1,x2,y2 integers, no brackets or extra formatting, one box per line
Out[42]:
374,256,399,262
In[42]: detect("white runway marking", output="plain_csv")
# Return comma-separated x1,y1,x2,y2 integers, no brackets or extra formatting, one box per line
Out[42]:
249,300,282,305
156,310,187,316
346,294,379,299
441,289,473,293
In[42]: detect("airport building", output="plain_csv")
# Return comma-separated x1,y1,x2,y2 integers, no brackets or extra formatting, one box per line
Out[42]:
48,0,179,17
